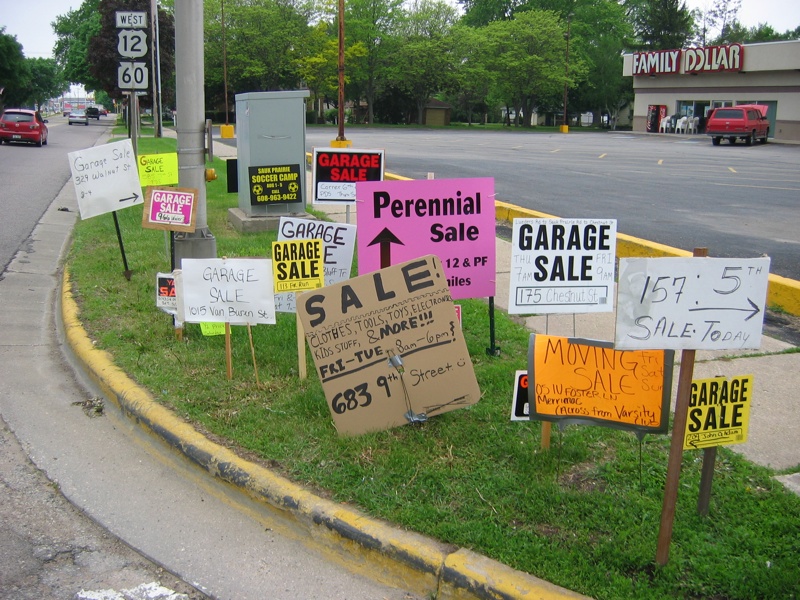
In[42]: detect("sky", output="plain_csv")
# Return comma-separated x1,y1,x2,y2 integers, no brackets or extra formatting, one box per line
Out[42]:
3,0,799,62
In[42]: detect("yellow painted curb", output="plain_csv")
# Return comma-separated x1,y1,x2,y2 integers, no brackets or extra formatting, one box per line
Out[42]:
494,201,800,317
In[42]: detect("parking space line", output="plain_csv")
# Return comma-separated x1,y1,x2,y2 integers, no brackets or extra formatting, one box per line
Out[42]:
712,182,800,191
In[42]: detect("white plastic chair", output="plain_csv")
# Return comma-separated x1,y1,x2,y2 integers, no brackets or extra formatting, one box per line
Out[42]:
674,116,688,134
659,117,671,133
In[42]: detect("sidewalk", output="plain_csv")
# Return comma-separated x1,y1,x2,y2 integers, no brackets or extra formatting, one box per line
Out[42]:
60,132,800,599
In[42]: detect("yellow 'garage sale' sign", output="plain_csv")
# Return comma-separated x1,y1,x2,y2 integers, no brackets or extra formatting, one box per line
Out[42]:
683,375,752,449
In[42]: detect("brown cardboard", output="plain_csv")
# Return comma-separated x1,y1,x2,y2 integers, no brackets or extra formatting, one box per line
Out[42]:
297,255,481,435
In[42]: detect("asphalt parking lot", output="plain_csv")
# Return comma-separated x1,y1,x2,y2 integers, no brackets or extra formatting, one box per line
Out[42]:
303,127,800,281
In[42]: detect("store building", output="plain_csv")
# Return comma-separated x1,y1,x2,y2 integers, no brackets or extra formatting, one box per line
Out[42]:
622,39,800,142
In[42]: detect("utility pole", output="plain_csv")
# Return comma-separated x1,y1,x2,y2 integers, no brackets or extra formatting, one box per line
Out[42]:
173,0,216,264
331,0,351,148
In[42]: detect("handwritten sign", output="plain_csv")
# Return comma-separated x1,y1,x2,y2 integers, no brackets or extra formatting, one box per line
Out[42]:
684,375,752,449
296,255,481,436
275,217,356,312
200,322,226,336
527,335,673,434
356,178,496,300
509,218,616,314
179,258,276,325
68,138,142,219
616,257,770,350
137,152,178,187
248,164,302,205
312,148,384,204
271,239,325,293
142,187,196,232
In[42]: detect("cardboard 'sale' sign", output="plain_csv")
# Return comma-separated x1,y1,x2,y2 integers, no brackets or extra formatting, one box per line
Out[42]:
296,255,480,435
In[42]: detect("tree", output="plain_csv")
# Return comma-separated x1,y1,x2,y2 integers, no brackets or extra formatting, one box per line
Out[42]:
387,0,459,124
0,28,32,108
627,0,693,50
460,0,521,26
53,0,102,89
448,25,492,125
204,0,309,105
86,0,175,107
345,0,405,124
294,21,366,122
482,10,573,127
26,58,69,109
559,0,632,127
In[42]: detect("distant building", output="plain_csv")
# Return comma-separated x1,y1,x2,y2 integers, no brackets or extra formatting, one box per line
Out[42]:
622,39,800,141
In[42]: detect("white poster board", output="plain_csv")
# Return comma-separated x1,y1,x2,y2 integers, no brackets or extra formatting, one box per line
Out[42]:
274,217,356,312
179,258,276,325
615,256,770,350
68,138,143,219
508,218,617,314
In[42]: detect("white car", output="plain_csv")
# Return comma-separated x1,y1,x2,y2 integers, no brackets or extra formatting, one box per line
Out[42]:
68,109,89,126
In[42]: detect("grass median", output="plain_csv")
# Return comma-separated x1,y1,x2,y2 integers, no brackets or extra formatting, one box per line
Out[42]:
64,134,800,600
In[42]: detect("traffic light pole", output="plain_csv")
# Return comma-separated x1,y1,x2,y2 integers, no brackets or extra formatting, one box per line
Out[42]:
173,0,216,266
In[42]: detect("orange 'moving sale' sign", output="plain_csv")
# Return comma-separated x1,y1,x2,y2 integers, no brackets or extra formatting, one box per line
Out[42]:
527,334,674,435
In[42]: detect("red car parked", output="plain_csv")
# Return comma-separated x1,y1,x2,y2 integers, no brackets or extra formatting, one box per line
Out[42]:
705,104,769,146
0,108,49,147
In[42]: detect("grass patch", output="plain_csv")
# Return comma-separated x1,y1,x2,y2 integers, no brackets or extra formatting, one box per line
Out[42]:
65,135,800,600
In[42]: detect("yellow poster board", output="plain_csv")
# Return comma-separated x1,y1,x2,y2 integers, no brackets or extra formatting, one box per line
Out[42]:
271,239,325,293
137,152,179,187
527,334,673,434
683,375,752,449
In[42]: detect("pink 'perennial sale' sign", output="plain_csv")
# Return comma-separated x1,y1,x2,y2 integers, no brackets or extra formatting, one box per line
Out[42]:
356,178,496,300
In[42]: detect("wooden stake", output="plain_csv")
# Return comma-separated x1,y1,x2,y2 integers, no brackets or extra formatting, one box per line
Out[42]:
296,293,307,380
541,422,552,449
225,322,233,380
247,324,260,386
655,247,707,566
697,446,717,516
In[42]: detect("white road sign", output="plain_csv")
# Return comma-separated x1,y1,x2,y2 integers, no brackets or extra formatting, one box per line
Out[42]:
118,29,147,58
116,11,147,28
68,139,143,220
118,62,149,90
615,256,770,350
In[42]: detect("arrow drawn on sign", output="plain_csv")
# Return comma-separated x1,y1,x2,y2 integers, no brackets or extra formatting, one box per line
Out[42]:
688,297,761,321
367,227,405,269
688,438,729,449
118,192,140,204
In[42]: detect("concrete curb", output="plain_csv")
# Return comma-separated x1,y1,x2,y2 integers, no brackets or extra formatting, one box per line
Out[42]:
60,269,590,600
494,200,800,317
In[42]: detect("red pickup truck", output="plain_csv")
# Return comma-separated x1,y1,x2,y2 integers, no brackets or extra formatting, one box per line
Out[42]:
706,104,769,146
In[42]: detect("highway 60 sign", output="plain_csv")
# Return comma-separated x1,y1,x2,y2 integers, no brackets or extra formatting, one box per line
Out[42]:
118,62,149,90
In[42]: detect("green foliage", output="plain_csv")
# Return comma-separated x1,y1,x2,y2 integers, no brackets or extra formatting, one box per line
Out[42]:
482,10,579,126
628,0,693,50
345,0,406,123
65,134,800,600
26,58,69,108
0,28,32,107
53,0,102,87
